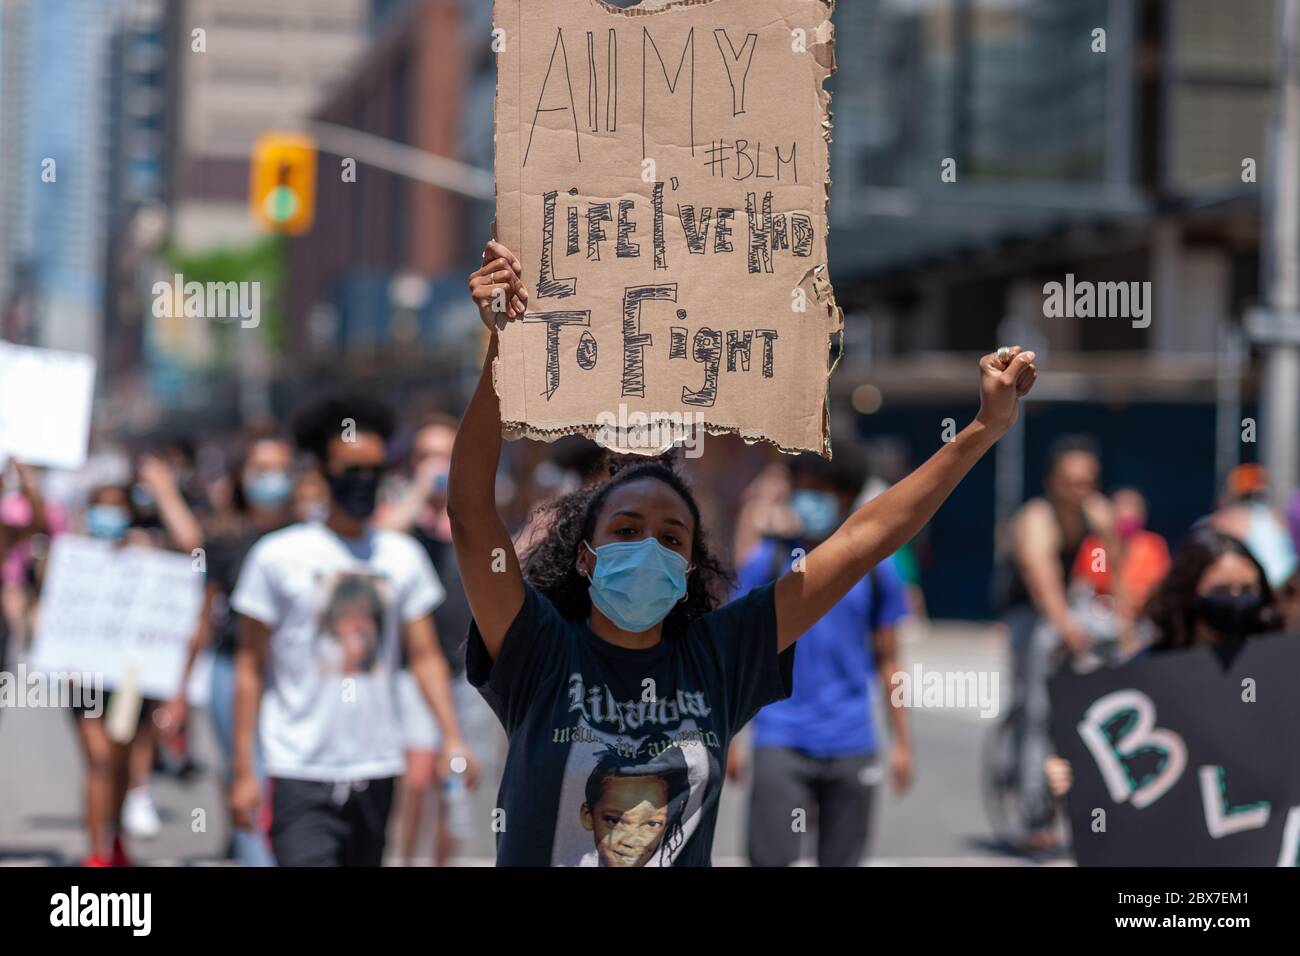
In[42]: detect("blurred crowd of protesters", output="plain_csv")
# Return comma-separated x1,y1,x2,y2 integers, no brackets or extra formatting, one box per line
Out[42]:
0,409,497,867
0,403,1297,865
0,399,722,867
998,439,1300,854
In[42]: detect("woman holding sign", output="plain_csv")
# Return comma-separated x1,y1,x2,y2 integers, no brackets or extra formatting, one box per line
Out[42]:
70,483,150,866
1044,527,1283,805
449,238,1036,866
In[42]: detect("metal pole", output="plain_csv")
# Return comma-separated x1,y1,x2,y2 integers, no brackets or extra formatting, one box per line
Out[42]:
1261,0,1300,510
304,120,495,201
951,0,973,174
1104,0,1136,190
1216,325,1244,493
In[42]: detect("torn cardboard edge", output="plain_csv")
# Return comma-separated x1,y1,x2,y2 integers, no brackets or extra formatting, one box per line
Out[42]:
492,0,843,459
500,417,831,459
585,0,752,18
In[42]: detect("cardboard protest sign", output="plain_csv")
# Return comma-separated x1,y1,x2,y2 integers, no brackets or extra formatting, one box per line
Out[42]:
1049,635,1300,866
493,0,840,455
0,342,96,470
29,535,207,703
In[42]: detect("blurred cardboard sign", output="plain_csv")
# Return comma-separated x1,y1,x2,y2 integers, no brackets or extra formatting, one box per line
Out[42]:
0,342,96,470
1049,634,1300,866
29,535,207,703
493,0,840,456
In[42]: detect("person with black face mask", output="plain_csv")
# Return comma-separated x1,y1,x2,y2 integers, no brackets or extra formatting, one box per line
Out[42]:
228,392,477,866
1044,527,1280,806
1144,527,1278,655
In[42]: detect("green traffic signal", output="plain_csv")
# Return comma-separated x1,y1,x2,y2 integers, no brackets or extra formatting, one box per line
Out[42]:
264,184,301,224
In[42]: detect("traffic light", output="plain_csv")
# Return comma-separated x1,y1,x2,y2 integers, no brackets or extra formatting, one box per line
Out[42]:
250,131,317,234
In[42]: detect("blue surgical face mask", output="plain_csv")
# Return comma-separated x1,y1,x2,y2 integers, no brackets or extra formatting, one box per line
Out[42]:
87,504,131,541
791,489,841,539
583,538,691,633
244,470,293,509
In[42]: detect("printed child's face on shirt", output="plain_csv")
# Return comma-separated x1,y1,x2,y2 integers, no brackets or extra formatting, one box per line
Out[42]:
580,775,670,867
333,599,379,671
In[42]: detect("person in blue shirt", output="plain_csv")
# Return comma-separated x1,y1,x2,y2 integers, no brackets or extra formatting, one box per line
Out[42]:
730,449,915,867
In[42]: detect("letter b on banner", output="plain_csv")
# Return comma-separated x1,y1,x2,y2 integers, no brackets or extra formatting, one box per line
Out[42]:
1076,689,1186,809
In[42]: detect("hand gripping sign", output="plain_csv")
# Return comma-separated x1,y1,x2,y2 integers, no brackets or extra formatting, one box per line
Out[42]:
493,0,841,456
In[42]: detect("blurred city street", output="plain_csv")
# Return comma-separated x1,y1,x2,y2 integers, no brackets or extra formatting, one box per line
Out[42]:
1,0,1297,878
1,620,1037,866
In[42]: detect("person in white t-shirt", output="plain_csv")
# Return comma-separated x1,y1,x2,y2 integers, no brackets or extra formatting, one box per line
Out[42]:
229,392,478,866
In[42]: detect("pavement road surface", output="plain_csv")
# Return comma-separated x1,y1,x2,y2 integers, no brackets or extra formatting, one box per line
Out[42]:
0,620,1057,866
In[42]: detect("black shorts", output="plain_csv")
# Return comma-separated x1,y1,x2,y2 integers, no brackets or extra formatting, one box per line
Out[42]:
269,776,397,867
68,689,156,726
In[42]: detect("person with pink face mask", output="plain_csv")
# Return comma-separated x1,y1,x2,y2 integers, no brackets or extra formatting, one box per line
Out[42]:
1071,487,1171,626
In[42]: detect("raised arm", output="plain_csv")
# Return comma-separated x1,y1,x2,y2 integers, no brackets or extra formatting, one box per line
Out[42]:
138,454,203,554
0,462,47,567
774,349,1037,651
447,239,529,660
11,462,47,539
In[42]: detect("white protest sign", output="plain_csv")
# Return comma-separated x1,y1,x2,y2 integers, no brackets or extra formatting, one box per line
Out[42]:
29,535,206,702
0,342,96,470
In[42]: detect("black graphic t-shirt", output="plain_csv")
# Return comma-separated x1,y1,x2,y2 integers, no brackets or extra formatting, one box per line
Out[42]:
467,581,793,866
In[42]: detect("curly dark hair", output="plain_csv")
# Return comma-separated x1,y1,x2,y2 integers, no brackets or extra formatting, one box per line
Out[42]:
1143,526,1279,652
520,460,734,637
290,390,396,464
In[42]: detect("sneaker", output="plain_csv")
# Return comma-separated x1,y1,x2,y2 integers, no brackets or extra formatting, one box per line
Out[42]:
82,853,112,867
111,834,133,868
122,787,162,840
